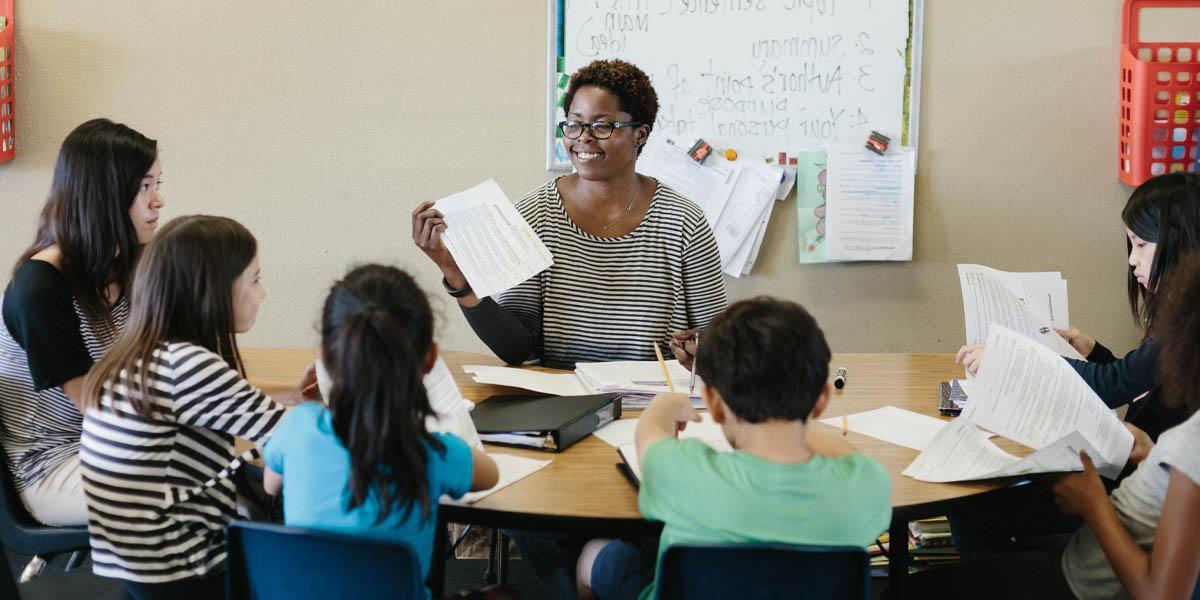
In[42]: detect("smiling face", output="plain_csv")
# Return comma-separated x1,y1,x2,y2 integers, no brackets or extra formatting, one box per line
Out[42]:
231,254,266,333
128,158,165,244
564,85,649,181
1127,227,1158,289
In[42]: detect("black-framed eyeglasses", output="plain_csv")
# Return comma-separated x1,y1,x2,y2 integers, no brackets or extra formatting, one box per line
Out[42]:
558,120,642,140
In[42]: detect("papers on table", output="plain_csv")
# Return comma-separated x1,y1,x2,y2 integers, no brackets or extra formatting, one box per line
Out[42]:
902,420,1109,483
434,179,553,298
823,147,916,261
637,136,783,278
593,413,732,453
425,357,482,449
461,365,589,397
903,325,1133,482
575,360,703,408
617,421,733,483
958,264,1081,359
453,453,552,504
818,406,990,452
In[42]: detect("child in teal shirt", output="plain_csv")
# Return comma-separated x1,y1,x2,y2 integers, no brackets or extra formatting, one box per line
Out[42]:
262,265,499,596
577,297,892,600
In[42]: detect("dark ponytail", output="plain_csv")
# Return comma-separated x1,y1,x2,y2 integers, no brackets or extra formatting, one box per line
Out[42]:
321,265,442,523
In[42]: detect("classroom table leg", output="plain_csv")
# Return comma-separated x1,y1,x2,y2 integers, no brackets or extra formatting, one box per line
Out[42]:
431,517,449,599
497,531,510,585
888,517,910,599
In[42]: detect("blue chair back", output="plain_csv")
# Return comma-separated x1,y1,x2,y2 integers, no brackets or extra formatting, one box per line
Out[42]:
0,449,88,556
226,521,425,600
655,543,870,600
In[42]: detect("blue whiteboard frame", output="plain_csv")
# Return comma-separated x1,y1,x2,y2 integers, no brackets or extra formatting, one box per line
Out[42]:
545,0,924,172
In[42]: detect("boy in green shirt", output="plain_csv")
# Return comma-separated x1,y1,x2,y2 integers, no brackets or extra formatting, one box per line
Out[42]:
577,297,892,600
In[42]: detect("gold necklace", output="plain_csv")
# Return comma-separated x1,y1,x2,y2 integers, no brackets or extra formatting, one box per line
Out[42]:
583,180,639,231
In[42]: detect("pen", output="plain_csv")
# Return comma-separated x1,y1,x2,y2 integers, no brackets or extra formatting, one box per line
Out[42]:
841,415,848,437
688,331,700,395
653,342,677,393
834,367,848,389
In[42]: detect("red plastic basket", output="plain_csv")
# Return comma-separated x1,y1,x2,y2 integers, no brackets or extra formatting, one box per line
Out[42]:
1119,0,1200,185
0,0,12,164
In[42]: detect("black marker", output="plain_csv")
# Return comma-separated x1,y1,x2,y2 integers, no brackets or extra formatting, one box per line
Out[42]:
834,367,848,389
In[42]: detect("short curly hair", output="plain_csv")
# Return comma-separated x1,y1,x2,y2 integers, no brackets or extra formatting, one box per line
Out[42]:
562,59,659,133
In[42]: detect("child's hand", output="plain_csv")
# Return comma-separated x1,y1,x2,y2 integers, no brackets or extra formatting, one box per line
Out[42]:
648,393,701,437
955,343,987,374
299,362,320,399
1054,326,1096,357
1124,422,1154,466
1053,450,1108,519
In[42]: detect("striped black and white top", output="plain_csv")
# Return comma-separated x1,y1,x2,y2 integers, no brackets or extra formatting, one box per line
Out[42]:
462,177,727,369
80,341,284,583
0,260,128,491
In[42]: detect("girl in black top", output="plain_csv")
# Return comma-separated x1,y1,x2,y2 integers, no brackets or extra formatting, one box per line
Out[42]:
0,118,162,525
958,172,1200,442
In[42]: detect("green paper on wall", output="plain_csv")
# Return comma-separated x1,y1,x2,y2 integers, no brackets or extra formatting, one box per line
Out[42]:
795,151,829,264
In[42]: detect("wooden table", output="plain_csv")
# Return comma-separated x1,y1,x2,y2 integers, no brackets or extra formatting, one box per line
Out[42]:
242,348,1037,599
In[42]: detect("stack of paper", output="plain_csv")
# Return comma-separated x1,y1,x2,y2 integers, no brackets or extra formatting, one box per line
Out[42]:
425,357,483,449
958,264,1081,359
462,360,703,409
593,413,732,452
637,136,783,278
435,180,554,298
902,325,1133,482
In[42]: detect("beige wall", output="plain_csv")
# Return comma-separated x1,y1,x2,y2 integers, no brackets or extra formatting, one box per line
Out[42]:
0,1,1145,356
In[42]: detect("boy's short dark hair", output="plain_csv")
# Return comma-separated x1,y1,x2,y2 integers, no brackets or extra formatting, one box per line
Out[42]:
695,297,831,424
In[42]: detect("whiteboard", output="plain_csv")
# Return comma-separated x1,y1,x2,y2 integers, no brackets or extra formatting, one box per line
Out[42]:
546,0,923,170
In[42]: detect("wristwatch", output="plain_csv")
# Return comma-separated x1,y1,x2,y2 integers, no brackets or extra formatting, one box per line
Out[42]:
442,277,473,298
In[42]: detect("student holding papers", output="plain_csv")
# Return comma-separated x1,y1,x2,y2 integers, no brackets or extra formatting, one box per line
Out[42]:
913,254,1200,600
957,173,1200,440
412,59,726,370
576,298,890,600
262,265,501,598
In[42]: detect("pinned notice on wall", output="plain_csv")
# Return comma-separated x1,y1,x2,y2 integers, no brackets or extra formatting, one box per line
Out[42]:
796,147,915,263
637,136,782,277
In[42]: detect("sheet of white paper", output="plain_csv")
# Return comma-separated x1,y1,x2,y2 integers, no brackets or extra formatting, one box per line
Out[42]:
824,147,916,261
462,365,589,397
593,413,732,452
712,163,784,268
425,356,482,449
963,325,1133,472
903,419,1113,482
774,167,797,201
452,453,552,504
618,425,733,482
817,406,982,451
636,136,736,225
435,179,554,298
958,264,1079,358
728,201,773,277
574,360,699,398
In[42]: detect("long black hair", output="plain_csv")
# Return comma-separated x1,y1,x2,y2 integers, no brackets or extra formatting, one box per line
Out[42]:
1121,172,1200,332
84,216,257,416
15,118,157,333
321,264,443,523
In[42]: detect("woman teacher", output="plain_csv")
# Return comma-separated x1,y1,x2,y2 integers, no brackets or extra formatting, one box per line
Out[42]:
413,59,725,369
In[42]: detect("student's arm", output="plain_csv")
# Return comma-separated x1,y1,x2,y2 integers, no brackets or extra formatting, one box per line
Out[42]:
1062,338,1160,409
469,448,499,491
171,349,286,445
635,393,701,466
263,467,282,496
1055,452,1200,600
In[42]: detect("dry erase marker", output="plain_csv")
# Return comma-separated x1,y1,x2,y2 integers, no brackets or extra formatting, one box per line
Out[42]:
834,367,848,389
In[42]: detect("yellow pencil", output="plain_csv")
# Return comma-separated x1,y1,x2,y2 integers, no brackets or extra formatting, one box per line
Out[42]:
653,343,677,393
841,415,848,437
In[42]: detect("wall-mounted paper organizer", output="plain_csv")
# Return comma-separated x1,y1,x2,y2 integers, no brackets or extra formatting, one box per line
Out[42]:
1119,0,1200,185
0,0,13,164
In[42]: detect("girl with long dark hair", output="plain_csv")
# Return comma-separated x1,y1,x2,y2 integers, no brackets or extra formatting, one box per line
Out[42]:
262,264,498,596
80,215,292,600
0,118,162,525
